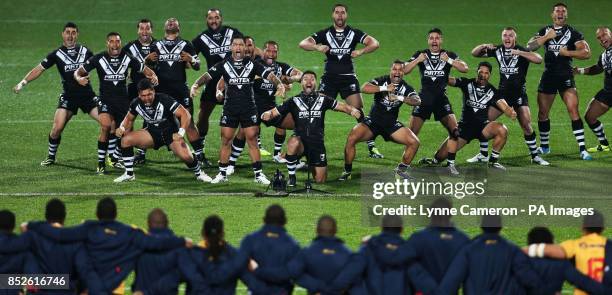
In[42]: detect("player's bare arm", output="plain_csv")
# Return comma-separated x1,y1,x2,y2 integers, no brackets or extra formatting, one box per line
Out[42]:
287,68,303,83
361,81,396,94
559,40,591,60
496,99,518,120
73,66,90,86
334,101,362,119
260,108,280,121
402,93,421,106
215,78,225,101
403,53,426,74
441,52,468,73
172,105,191,141
510,49,543,64
299,36,329,53
447,76,458,86
14,64,46,93
190,72,213,98
574,63,604,76
267,72,286,98
527,28,557,51
471,44,496,57
142,66,158,86
180,51,200,70
351,35,380,58
116,112,137,137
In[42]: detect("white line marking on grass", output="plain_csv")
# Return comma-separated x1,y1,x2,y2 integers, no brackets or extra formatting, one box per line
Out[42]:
0,192,361,197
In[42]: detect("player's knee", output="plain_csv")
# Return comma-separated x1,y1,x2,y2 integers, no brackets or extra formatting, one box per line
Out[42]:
314,172,326,183
449,128,459,140
220,135,233,146
120,136,132,148
498,124,509,137
408,135,420,148
287,138,300,151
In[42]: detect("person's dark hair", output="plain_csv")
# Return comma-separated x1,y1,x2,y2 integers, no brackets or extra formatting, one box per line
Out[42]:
381,215,403,234
0,210,16,233
391,59,404,66
301,70,317,81
504,26,516,32
316,215,337,237
107,32,121,39
527,227,554,244
147,208,168,229
137,78,155,92
478,61,493,73
207,8,223,17
137,18,152,29
96,197,117,221
45,198,66,224
583,211,604,234
64,22,78,32
203,215,225,261
231,35,245,44
553,2,567,10
481,215,502,234
243,35,254,43
429,198,453,227
264,204,287,226
264,40,279,49
332,3,348,12
428,28,443,36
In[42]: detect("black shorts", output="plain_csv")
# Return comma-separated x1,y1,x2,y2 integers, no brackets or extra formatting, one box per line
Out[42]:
363,116,403,141
57,93,98,115
156,82,192,111
411,94,454,121
97,99,129,122
594,89,612,107
538,72,576,95
146,125,178,150
457,121,488,143
299,136,327,167
200,75,223,105
499,86,529,108
319,74,360,100
220,106,259,129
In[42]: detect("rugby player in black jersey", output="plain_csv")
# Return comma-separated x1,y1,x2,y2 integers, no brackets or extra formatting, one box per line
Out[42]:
468,27,550,166
261,71,362,186
426,62,517,176
576,27,612,153
403,28,469,166
527,2,592,160
193,8,243,166
74,32,158,174
299,3,383,159
340,60,421,181
113,79,211,183
123,18,155,165
14,22,99,167
190,36,285,185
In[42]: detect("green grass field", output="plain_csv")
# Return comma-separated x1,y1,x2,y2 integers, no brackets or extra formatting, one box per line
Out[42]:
1,0,611,293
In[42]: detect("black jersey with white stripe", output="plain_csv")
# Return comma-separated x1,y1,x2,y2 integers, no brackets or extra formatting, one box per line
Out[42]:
193,26,242,70
151,37,199,84
40,44,95,97
207,57,271,109
83,51,143,102
453,78,501,123
410,49,458,98
311,26,367,75
536,25,584,75
277,93,338,140
597,47,612,91
368,76,417,124
123,39,155,85
128,93,179,129
485,45,530,91
253,61,294,111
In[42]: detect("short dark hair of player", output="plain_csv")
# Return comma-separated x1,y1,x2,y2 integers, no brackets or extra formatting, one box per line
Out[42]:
332,3,348,12
478,61,493,73
317,215,337,237
0,210,16,233
381,215,403,234
583,210,604,234
207,8,222,17
137,18,153,29
527,226,554,244
243,35,254,42
137,78,155,92
552,2,567,10
203,215,225,261
391,59,404,67
264,204,287,226
147,208,168,229
301,70,317,81
64,22,78,32
231,35,245,44
96,197,117,221
481,215,502,234
429,197,453,227
45,198,66,224
428,27,443,36
264,40,279,49
503,26,516,32
107,32,121,39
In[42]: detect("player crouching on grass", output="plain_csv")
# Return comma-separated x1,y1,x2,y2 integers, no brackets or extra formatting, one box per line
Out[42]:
261,71,362,186
113,79,212,183
422,62,517,176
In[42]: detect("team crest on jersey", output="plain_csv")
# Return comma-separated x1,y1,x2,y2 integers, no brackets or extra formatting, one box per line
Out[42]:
423,53,447,81
326,30,355,60
547,29,572,56
156,40,186,66
224,61,253,89
56,46,88,72
200,29,234,58
496,48,520,79
467,83,495,112
99,55,131,85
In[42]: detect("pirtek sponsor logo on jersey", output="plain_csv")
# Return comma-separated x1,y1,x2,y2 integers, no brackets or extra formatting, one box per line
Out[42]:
104,74,126,81
159,53,181,62
299,110,322,118
329,48,352,55
424,70,446,77
64,64,82,72
210,45,231,55
547,29,572,56
228,77,251,84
